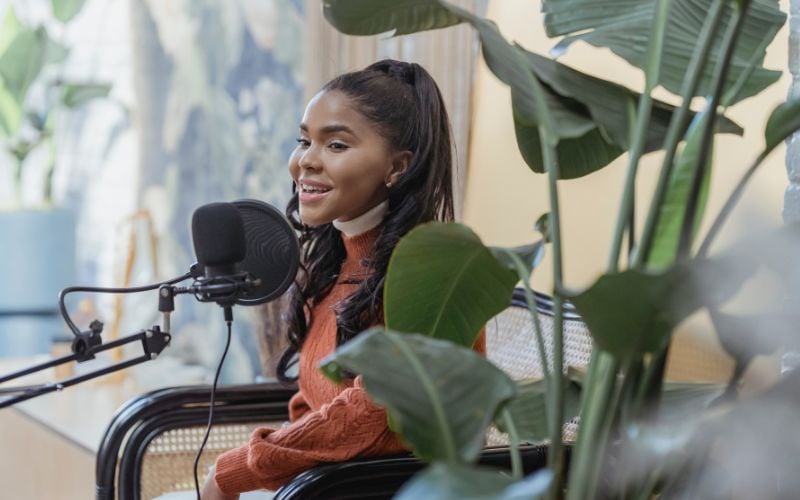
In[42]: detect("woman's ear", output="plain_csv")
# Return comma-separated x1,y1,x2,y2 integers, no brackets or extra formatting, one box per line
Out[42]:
386,150,412,187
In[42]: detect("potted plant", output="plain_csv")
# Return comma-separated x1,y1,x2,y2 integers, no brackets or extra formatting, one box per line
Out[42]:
317,0,800,498
0,0,110,357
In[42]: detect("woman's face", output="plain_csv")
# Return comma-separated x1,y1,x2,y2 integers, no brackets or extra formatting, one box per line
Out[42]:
289,90,408,227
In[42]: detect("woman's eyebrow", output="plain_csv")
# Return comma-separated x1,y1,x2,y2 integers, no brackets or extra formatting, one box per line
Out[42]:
299,123,357,136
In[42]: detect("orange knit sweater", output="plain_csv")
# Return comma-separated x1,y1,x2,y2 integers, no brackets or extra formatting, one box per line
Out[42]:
214,227,485,494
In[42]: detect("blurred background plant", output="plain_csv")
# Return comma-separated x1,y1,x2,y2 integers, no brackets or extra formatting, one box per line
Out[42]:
0,0,111,209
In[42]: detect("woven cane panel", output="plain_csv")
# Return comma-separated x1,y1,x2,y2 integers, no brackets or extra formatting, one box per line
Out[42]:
485,305,593,446
140,421,282,499
486,307,593,380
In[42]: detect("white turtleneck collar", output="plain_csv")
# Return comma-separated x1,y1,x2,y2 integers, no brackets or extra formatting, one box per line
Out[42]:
333,200,388,237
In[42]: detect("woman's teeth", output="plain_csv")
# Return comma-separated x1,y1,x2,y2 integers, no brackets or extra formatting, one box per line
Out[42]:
301,184,331,193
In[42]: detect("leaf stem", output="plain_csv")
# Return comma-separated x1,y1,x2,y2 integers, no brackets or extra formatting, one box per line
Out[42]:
503,249,553,391
502,408,524,480
541,127,566,495
566,351,620,500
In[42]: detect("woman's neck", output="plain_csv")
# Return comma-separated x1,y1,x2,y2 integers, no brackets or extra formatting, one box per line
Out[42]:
333,200,388,237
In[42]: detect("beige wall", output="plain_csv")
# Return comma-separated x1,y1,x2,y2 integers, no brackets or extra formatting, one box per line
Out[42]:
463,0,791,384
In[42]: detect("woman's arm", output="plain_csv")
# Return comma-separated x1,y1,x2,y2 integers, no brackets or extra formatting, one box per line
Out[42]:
202,466,239,500
212,377,406,495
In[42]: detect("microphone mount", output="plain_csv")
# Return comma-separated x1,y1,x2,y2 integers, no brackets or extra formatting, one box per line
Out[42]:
175,272,262,307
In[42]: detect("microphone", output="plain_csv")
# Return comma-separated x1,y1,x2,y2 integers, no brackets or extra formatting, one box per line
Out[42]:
184,202,260,307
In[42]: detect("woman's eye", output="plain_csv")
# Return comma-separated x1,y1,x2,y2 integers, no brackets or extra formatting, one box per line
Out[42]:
329,141,348,151
295,138,310,147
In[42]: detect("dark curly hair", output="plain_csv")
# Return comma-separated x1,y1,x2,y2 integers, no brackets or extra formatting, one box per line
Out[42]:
276,60,455,382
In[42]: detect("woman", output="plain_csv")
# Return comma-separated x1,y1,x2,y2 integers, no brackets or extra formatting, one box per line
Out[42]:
204,59,479,498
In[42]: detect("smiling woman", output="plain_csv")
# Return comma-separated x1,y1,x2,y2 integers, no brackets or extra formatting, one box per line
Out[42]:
289,90,411,226
202,59,478,499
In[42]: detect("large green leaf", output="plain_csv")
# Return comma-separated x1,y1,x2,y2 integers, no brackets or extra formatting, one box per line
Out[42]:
520,50,743,151
322,0,460,35
567,255,751,360
495,378,582,442
321,329,518,463
385,223,517,348
648,106,715,267
514,108,624,179
395,463,552,500
0,26,49,102
764,98,800,152
542,0,785,105
51,0,87,23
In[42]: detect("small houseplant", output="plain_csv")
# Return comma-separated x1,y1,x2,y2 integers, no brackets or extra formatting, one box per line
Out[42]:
0,0,110,356
318,0,800,498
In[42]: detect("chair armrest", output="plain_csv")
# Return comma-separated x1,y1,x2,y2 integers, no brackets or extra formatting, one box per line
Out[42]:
96,381,296,500
275,444,556,500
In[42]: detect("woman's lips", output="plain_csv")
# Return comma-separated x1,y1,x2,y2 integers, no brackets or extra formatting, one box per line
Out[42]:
297,179,332,203
299,189,330,203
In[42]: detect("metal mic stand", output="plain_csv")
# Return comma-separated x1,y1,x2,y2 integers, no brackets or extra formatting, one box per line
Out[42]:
0,269,261,409
0,285,179,409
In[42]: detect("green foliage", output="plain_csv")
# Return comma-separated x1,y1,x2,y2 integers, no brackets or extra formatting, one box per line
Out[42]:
321,0,800,498
648,107,715,267
764,98,800,152
324,0,743,179
567,253,748,359
52,0,87,23
322,0,460,36
321,329,517,463
0,2,107,205
542,0,785,104
385,223,517,348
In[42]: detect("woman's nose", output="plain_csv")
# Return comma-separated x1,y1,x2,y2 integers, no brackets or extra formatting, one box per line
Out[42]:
298,145,321,171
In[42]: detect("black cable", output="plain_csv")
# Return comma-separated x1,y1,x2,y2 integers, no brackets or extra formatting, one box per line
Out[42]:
58,271,193,335
194,313,233,499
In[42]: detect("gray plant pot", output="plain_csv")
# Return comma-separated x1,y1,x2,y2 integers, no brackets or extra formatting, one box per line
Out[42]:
0,208,76,357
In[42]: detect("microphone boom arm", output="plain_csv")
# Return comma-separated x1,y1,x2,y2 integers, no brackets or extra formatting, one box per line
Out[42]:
0,283,180,409
0,325,171,408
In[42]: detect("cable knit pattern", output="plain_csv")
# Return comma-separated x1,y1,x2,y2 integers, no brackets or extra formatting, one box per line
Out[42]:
214,226,486,494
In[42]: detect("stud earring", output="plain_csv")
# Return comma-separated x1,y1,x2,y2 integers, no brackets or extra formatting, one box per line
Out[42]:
385,181,392,188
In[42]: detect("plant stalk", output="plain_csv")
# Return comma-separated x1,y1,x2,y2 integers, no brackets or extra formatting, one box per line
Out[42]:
541,127,566,496
504,250,553,391
677,6,748,258
566,351,620,500
502,408,524,480
634,0,726,267
608,0,671,271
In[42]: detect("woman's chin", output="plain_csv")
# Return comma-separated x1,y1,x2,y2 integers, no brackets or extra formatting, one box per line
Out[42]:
298,212,333,228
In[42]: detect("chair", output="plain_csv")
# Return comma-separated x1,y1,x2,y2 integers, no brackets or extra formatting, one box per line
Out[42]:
95,288,591,499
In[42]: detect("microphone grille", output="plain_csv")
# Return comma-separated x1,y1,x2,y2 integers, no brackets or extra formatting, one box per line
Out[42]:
191,202,247,267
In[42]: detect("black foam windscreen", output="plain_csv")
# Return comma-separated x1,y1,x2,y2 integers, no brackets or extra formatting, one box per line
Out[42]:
232,199,300,305
191,202,247,268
